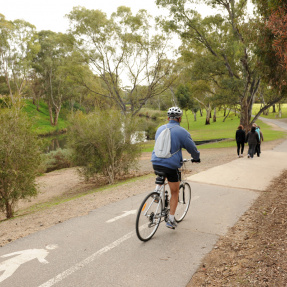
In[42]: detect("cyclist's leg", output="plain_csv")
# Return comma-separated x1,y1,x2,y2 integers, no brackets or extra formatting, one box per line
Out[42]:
168,181,180,216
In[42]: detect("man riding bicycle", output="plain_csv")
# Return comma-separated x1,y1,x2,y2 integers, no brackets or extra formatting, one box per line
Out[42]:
151,107,200,229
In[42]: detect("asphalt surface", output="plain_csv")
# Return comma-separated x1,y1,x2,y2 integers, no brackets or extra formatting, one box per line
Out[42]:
0,118,286,287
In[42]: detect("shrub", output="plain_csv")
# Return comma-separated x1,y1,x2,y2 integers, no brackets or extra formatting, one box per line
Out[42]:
40,148,73,173
145,123,158,140
68,109,143,184
0,108,41,218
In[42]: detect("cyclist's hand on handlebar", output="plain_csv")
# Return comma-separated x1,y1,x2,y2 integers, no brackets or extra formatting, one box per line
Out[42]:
191,158,201,163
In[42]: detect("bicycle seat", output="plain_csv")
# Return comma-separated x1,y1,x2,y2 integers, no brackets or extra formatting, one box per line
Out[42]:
154,170,166,184
154,170,166,177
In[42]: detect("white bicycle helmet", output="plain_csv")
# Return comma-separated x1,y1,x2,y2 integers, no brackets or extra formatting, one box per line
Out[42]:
167,106,183,118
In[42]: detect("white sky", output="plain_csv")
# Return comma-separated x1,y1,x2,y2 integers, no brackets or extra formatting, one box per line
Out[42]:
1,0,218,33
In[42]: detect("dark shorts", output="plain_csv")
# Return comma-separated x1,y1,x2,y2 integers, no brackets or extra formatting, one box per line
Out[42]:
153,165,180,183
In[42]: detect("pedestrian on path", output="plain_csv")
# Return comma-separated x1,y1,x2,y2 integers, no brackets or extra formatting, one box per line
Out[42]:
252,123,264,157
235,125,246,157
246,126,260,158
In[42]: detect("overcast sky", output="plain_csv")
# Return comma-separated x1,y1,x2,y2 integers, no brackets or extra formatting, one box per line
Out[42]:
1,0,218,32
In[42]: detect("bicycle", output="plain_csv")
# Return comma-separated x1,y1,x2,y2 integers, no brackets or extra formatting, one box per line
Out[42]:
135,159,193,242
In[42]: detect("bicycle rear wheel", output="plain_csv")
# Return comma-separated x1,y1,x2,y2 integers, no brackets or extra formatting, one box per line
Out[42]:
136,192,163,242
175,182,191,222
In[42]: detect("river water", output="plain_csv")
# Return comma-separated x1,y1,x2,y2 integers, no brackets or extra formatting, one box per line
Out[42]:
42,133,226,154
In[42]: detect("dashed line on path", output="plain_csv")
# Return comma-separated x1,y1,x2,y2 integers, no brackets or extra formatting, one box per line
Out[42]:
106,210,137,223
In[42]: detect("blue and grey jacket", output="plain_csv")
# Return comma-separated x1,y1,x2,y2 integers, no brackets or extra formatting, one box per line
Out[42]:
151,120,200,169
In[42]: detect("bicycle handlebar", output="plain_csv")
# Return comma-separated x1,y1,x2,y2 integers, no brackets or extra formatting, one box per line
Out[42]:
182,158,201,163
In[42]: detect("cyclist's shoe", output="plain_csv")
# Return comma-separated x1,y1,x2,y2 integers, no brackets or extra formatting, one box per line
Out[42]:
166,219,177,229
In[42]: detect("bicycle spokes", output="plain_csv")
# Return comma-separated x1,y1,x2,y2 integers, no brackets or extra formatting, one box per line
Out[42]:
136,192,163,241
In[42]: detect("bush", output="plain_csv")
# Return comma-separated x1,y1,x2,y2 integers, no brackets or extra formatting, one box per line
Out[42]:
68,109,143,184
0,108,41,218
40,148,73,173
145,123,158,140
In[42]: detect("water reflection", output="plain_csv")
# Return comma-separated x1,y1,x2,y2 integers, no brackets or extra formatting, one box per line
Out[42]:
42,135,67,153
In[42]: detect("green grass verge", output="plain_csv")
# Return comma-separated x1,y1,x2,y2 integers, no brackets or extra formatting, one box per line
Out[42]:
253,103,287,119
22,99,69,135
140,109,287,152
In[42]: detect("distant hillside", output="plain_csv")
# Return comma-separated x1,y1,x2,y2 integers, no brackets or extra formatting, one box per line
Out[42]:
22,100,69,136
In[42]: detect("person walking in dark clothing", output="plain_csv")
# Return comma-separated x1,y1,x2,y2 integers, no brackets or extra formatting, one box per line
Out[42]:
235,125,246,157
245,126,260,158
252,123,264,157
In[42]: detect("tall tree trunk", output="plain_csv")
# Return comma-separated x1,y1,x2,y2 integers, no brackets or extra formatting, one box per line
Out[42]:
278,103,282,118
240,98,250,131
213,107,216,122
5,72,14,104
48,102,54,126
205,106,211,125
169,87,177,106
223,108,231,122
205,104,211,125
5,200,13,219
53,106,61,126
185,110,190,130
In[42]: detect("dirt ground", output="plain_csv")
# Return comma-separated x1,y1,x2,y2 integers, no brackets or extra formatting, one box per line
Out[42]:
0,139,286,285
188,169,287,287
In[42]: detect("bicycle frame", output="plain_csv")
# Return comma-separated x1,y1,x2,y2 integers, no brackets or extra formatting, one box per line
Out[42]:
136,159,193,241
149,182,169,223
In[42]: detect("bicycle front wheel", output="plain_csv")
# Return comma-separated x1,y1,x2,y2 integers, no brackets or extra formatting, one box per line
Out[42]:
175,182,191,222
136,192,163,242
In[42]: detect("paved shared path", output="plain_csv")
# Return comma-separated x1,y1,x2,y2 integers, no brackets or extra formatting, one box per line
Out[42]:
0,119,286,287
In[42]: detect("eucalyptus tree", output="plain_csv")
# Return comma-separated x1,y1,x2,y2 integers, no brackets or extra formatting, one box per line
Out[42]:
67,6,176,116
252,0,287,105
156,0,285,129
183,47,239,122
33,30,85,125
175,83,199,126
0,14,39,103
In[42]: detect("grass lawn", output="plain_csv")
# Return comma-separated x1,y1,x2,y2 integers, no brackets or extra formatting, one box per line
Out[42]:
22,100,69,135
141,108,287,152
253,103,287,119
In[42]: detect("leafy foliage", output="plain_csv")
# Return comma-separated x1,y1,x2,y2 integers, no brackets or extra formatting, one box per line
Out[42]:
266,6,287,76
67,6,176,116
40,148,73,173
0,108,41,218
156,0,286,130
252,1,287,82
68,109,143,183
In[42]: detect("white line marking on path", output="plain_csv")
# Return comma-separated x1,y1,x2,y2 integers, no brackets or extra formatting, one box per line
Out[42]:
38,231,134,287
38,199,198,287
106,210,137,223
